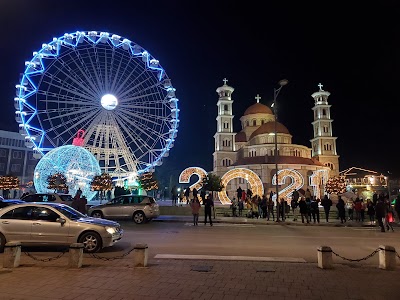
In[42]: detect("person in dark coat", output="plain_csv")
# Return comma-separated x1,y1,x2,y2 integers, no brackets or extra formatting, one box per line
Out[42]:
336,196,346,224
310,198,320,223
298,197,309,224
375,197,386,232
236,186,243,200
394,194,400,222
321,195,333,223
203,195,214,226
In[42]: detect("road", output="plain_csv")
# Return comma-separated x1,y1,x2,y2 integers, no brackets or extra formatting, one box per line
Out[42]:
100,221,400,266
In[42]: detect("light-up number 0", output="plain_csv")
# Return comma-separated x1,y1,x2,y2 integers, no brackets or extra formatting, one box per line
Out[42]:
272,169,304,200
178,167,208,191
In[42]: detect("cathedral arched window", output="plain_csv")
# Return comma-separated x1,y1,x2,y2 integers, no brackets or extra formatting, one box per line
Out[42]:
249,149,257,157
323,125,329,133
324,162,334,170
224,104,228,111
246,120,249,127
323,143,332,151
252,120,257,126
222,158,232,167
322,109,327,116
223,122,229,129
261,119,265,125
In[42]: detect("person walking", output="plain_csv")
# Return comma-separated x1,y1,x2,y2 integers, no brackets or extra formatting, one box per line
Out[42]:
384,198,394,232
321,195,332,223
336,196,346,224
204,195,214,226
200,189,206,205
236,186,243,201
184,187,190,205
238,199,244,216
346,199,354,221
375,196,386,232
78,195,87,214
192,187,198,200
171,185,178,206
261,195,268,219
267,197,274,221
354,198,362,222
190,197,201,226
290,194,299,221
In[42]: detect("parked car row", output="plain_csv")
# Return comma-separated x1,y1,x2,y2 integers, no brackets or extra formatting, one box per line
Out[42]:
0,193,159,253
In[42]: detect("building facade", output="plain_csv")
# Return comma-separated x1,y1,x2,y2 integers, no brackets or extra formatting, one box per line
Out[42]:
213,80,339,201
0,130,39,188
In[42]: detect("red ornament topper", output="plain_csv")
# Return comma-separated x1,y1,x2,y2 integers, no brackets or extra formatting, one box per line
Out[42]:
72,129,85,146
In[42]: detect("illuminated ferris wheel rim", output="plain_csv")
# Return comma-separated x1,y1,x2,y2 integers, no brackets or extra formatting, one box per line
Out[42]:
14,30,180,175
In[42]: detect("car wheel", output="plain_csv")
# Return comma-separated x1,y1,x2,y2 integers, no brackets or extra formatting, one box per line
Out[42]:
133,211,146,224
0,233,6,253
78,231,102,253
91,211,104,218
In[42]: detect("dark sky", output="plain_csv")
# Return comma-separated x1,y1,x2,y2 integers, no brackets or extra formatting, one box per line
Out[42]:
1,0,399,183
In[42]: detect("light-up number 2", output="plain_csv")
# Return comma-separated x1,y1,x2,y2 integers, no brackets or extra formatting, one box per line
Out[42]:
272,169,304,200
178,167,208,191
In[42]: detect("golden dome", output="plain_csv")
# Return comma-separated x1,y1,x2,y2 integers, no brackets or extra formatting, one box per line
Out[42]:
243,103,273,116
249,121,290,140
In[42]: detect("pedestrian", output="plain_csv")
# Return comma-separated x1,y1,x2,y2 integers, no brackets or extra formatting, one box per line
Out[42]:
366,199,375,225
336,196,346,224
204,195,214,226
346,199,354,221
190,197,201,226
241,189,246,201
291,193,299,221
231,197,238,217
192,187,198,200
179,190,184,206
78,195,87,214
261,195,268,219
246,188,253,200
384,198,394,232
184,187,190,204
375,196,386,232
298,197,309,224
360,198,366,222
71,189,82,211
236,186,243,200
171,185,178,206
238,199,244,216
267,196,274,221
310,198,320,223
321,194,332,222
354,197,362,222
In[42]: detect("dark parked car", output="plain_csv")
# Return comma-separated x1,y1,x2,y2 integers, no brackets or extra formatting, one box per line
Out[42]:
21,193,73,204
0,199,25,208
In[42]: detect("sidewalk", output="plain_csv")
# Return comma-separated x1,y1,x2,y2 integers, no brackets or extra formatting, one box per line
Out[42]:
0,254,399,299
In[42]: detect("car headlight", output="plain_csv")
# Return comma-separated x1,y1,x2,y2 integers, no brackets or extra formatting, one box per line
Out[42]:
105,226,116,234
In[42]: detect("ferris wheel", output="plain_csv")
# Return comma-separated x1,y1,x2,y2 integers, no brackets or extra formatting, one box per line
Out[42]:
14,31,179,178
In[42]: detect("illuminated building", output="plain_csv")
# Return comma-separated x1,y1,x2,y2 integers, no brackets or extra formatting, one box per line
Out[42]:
212,80,338,202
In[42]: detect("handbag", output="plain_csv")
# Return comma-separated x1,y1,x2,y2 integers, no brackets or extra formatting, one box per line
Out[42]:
386,212,394,223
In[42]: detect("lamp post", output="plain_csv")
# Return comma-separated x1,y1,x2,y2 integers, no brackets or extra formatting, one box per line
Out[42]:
272,79,288,222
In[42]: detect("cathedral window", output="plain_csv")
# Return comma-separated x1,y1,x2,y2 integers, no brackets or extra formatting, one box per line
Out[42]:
223,122,229,129
246,120,249,127
252,120,257,126
249,149,257,157
322,109,327,116
224,104,228,111
261,119,265,125
222,158,232,167
324,162,334,170
323,125,329,133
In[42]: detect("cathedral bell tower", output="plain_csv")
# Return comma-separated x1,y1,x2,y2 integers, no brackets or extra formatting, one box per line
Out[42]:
310,83,340,176
213,78,237,177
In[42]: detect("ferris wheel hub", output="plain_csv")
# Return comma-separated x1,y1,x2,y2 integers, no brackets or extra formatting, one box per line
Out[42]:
101,94,118,110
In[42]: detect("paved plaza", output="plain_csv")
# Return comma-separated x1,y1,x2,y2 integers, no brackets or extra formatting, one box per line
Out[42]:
1,252,400,300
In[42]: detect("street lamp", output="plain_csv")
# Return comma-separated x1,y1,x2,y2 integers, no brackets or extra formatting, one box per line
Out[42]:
272,79,288,221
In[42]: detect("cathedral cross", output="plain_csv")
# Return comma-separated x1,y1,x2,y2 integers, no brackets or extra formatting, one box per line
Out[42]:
223,78,228,85
255,94,261,103
318,83,323,91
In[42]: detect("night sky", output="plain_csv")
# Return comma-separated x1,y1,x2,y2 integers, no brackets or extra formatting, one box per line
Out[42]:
1,1,399,185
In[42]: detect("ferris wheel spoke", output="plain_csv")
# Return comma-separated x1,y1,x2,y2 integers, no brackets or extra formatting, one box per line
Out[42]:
41,106,99,123
37,91,97,106
119,92,167,105
110,53,132,92
113,60,143,96
47,59,98,98
85,47,105,94
118,107,170,126
117,72,155,99
120,79,164,101
115,113,155,152
71,48,103,95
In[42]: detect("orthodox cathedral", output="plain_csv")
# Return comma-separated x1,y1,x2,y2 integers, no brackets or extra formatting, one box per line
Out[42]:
212,79,340,200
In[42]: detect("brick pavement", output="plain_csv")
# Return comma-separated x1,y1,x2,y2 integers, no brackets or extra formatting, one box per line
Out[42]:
0,253,399,300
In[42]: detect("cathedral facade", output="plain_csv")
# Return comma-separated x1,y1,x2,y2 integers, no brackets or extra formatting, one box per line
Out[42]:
212,80,340,201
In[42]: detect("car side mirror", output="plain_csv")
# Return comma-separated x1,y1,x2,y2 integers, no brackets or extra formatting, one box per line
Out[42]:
56,218,66,225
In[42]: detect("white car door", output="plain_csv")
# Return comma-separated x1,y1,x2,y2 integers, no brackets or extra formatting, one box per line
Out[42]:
0,206,34,243
30,206,69,244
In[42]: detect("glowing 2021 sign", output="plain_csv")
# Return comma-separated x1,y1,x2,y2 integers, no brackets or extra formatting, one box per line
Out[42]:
178,167,207,191
310,169,329,199
272,169,304,200
218,168,264,205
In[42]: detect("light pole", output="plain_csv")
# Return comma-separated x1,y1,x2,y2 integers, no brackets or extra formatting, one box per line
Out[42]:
272,79,288,221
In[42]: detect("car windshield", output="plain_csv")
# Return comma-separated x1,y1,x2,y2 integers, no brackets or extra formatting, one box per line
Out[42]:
59,194,72,201
52,205,86,220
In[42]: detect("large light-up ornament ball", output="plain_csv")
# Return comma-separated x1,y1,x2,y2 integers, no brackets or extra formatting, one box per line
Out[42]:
34,145,101,200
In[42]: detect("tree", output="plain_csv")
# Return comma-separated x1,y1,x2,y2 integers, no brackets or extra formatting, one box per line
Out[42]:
202,172,224,199
325,176,346,195
90,173,113,200
0,175,20,198
139,172,159,196
46,172,67,193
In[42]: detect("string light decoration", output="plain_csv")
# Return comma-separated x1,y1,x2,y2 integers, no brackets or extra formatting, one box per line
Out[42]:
139,172,158,191
90,173,112,191
218,168,264,205
310,169,329,199
47,172,68,192
0,175,20,190
272,169,304,200
34,145,101,200
325,175,346,195
179,167,207,190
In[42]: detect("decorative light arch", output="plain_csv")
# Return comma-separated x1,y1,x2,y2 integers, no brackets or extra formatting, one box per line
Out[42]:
218,168,264,205
272,169,304,200
310,169,329,199
178,167,207,191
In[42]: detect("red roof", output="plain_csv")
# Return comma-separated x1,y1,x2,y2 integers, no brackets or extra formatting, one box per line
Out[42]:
235,131,247,142
249,121,290,140
244,103,273,116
